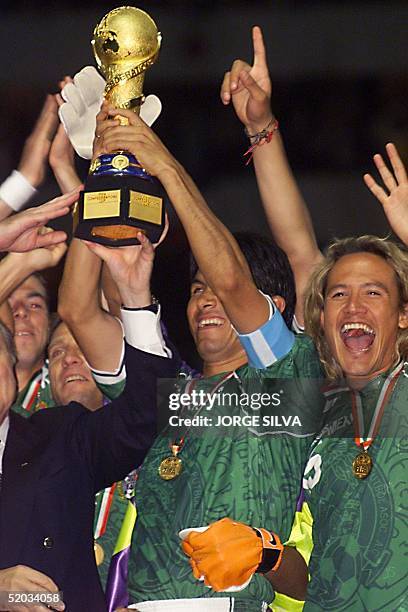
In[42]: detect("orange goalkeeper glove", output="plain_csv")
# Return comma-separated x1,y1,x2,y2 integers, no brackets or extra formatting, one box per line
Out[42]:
181,517,283,592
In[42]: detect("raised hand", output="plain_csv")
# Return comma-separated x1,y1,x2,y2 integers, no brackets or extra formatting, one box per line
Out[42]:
364,143,408,244
8,228,67,271
96,107,178,181
181,518,263,592
220,26,273,133
49,80,82,193
0,189,80,252
49,121,81,194
82,220,168,308
18,95,60,188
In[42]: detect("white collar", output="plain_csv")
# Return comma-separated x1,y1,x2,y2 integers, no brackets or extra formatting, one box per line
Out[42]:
0,414,10,472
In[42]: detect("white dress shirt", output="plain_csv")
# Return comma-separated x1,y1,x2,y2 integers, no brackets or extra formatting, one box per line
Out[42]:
0,415,10,474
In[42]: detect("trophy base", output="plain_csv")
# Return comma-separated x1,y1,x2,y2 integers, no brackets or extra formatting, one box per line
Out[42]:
75,171,165,247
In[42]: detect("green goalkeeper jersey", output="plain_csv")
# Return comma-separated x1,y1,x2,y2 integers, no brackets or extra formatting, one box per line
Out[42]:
127,334,323,608
302,365,408,612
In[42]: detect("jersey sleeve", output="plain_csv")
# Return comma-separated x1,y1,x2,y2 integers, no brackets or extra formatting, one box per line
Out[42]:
238,293,295,369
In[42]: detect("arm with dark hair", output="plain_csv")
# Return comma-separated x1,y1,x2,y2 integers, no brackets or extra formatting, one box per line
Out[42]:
221,26,323,326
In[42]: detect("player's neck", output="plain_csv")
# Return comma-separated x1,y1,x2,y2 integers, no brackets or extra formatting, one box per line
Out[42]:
203,353,247,378
16,359,44,392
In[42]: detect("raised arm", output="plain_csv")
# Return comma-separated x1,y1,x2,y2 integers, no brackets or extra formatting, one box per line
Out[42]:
49,120,82,194
0,191,73,330
58,214,168,373
0,231,66,305
221,26,323,325
58,100,171,372
48,79,82,194
98,107,270,334
364,142,408,245
0,95,60,221
64,243,179,492
58,237,124,372
56,90,123,372
0,189,78,253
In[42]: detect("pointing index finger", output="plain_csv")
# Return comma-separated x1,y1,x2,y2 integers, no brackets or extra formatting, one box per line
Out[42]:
252,25,267,69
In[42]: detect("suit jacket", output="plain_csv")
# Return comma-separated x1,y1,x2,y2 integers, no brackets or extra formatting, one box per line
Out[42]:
0,343,177,611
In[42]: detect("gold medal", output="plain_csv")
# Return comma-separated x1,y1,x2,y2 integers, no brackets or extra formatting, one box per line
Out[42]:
158,455,183,480
94,541,105,566
350,362,403,482
352,451,373,479
158,372,235,481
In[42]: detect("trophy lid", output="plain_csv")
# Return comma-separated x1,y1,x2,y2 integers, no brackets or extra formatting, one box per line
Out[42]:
92,6,161,81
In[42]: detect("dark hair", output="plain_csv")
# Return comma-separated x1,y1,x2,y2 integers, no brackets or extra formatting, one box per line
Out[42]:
190,231,296,327
49,314,63,339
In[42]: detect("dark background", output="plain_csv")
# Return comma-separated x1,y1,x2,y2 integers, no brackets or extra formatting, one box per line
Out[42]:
1,1,407,365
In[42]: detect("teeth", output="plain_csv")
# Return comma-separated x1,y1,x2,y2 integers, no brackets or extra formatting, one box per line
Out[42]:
64,375,87,384
198,318,223,328
15,332,31,336
341,323,374,334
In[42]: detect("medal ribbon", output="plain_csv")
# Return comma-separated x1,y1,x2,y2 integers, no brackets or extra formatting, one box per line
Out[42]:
21,372,42,412
170,370,237,453
94,483,117,541
351,361,403,450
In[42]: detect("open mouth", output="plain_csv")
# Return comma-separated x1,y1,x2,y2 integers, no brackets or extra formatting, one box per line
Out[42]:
64,374,88,385
197,318,224,330
340,323,375,352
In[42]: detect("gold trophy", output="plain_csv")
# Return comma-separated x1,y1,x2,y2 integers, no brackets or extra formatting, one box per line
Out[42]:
75,6,165,246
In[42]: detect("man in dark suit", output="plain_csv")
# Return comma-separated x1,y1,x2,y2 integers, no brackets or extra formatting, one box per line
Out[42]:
0,314,176,611
0,192,178,611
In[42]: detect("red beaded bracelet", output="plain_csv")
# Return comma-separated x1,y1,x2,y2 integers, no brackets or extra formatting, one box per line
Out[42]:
244,118,279,165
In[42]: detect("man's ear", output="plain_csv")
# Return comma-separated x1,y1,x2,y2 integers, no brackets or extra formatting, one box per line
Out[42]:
271,295,286,314
398,303,408,329
320,308,325,329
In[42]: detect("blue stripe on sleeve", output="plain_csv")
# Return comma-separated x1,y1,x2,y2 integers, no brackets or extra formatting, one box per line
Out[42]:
239,305,295,369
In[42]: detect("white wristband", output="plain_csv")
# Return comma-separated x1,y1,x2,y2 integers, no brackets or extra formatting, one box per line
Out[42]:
0,170,37,211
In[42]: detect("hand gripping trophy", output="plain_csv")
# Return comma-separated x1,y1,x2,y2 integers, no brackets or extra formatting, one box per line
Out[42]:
75,6,165,245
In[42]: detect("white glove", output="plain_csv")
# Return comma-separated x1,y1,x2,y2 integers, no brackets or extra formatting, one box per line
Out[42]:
58,66,162,160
